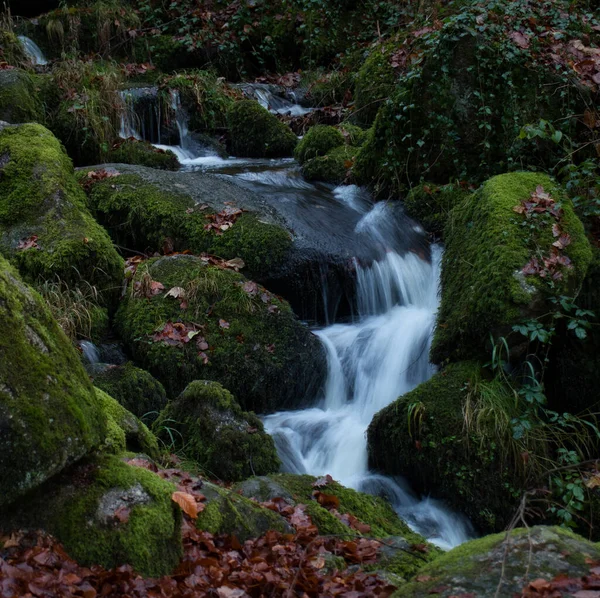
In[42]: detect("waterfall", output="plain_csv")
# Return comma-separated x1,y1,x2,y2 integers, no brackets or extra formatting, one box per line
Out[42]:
264,212,474,549
79,341,100,365
237,83,312,117
118,87,161,142
18,36,47,65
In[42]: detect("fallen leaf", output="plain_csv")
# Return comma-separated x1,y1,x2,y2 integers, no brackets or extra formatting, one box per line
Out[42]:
172,491,199,520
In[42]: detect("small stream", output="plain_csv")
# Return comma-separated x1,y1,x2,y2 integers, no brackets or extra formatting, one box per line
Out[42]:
118,87,475,548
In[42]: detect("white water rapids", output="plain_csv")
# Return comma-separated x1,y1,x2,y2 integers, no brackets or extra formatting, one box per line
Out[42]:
265,240,473,549
18,36,47,65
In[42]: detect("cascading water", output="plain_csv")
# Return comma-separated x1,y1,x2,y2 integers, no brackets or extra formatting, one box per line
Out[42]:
17,35,47,65
238,83,312,117
264,207,474,549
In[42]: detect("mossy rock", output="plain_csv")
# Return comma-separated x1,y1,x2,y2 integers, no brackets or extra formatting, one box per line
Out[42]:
431,172,592,363
368,362,525,534
393,526,600,597
91,362,168,423
227,100,297,158
404,182,471,238
353,40,398,127
0,254,106,507
155,380,279,482
294,125,344,165
0,454,182,577
338,123,367,147
107,139,180,171
196,479,293,541
354,17,592,192
95,387,161,459
0,123,123,299
302,145,358,185
0,30,29,67
0,69,43,124
236,473,438,579
115,254,326,412
83,172,292,279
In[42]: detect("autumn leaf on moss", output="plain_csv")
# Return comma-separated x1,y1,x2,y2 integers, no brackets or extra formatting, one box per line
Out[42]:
172,491,202,520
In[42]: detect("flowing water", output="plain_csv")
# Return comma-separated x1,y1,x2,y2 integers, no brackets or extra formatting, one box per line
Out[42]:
117,91,475,546
18,36,47,65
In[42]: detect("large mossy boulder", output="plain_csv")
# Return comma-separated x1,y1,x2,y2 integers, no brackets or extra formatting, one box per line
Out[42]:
431,172,591,363
0,455,182,577
115,254,326,412
301,145,358,185
368,362,522,534
294,125,344,164
0,69,43,124
196,479,293,541
83,171,292,280
226,100,297,158
394,526,600,597
0,254,105,507
354,9,596,192
91,362,168,422
155,380,279,481
0,123,123,296
95,387,161,459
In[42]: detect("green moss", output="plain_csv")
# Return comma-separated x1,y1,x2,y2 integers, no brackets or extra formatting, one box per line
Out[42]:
0,123,123,299
83,172,292,279
92,362,168,422
115,254,326,412
353,38,400,127
302,145,358,184
1,455,182,577
0,254,105,507
294,125,344,165
368,362,525,533
338,123,367,147
154,380,279,481
302,71,353,107
195,480,291,540
95,387,161,459
0,69,43,124
107,139,180,170
0,30,29,67
159,71,239,132
393,526,600,597
227,100,297,158
404,182,471,237
431,172,592,363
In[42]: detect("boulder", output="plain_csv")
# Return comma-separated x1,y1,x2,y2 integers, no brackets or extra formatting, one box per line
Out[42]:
0,454,182,577
115,254,326,412
302,145,358,185
430,172,591,363
227,100,297,158
91,362,168,422
0,69,42,123
95,387,161,459
0,254,105,507
82,170,292,280
0,123,123,297
367,362,522,534
294,125,344,164
107,139,180,170
154,380,279,481
394,526,600,597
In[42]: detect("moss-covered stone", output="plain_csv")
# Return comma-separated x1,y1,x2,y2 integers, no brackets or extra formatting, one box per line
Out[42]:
0,69,43,124
92,362,168,423
393,526,600,597
403,182,471,238
368,362,525,534
302,145,358,185
107,139,180,170
431,172,592,363
338,123,367,147
0,254,105,507
0,123,123,299
354,16,591,192
196,479,293,541
0,454,182,577
353,40,398,127
294,125,344,165
227,100,297,158
155,380,279,481
95,387,161,459
83,172,292,279
115,254,326,412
